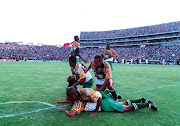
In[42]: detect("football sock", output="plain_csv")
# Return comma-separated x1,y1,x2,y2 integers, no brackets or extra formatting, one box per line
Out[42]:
132,103,149,110
126,99,142,105
110,89,118,100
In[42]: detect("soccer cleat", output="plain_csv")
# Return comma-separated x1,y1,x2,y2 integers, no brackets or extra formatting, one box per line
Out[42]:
117,94,122,99
140,97,146,103
148,100,157,111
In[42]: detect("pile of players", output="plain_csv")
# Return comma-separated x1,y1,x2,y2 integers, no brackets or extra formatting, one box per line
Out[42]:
55,36,157,117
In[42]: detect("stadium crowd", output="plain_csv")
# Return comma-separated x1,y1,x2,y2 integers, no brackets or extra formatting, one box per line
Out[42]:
0,21,180,64
80,45,180,63
80,21,180,39
0,42,179,64
0,42,70,61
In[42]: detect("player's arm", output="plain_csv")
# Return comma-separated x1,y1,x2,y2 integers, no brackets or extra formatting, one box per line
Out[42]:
61,108,77,117
84,62,92,73
55,96,74,106
55,101,68,104
101,50,105,59
76,53,88,63
98,79,110,91
72,78,86,88
89,97,102,116
113,51,118,57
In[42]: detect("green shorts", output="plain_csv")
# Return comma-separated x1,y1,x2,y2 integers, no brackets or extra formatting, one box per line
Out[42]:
82,78,93,88
100,91,124,112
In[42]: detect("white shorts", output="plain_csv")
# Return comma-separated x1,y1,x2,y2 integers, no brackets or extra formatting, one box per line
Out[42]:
95,78,113,86
85,91,102,112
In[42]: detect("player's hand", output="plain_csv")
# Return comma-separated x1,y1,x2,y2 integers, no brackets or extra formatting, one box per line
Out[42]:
55,101,64,104
72,84,76,88
61,108,67,112
67,76,71,82
84,60,88,63
89,112,98,116
84,69,87,73
95,88,100,91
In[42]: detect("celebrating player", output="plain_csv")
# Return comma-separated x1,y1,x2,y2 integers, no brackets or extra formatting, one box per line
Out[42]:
102,42,118,70
67,55,93,88
85,55,120,101
70,35,87,63
60,87,102,117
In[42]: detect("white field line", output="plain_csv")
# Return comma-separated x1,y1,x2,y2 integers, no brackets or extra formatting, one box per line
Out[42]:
0,83,179,118
0,101,68,119
122,83,180,95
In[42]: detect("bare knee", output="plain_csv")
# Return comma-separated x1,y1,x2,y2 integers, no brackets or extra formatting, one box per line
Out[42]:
107,83,114,90
123,105,133,112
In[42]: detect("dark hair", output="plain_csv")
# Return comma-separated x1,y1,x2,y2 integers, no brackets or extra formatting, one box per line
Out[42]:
74,35,79,41
95,55,102,60
69,55,77,63
67,87,78,96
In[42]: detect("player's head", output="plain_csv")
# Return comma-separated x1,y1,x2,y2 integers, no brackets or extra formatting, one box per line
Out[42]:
74,35,79,42
106,42,110,50
66,87,79,101
69,55,77,67
94,55,103,68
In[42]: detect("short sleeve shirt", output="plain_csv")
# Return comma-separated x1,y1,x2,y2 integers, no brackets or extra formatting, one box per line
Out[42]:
71,62,86,81
71,88,100,114
102,48,117,59
90,61,112,79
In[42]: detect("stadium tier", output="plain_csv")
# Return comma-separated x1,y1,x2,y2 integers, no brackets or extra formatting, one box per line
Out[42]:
80,21,180,47
0,21,180,64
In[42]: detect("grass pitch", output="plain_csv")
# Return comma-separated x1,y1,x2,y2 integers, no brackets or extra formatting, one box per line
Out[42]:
0,62,180,126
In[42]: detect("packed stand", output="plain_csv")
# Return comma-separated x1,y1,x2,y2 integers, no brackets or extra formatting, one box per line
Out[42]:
0,42,70,61
80,21,180,39
0,43,179,64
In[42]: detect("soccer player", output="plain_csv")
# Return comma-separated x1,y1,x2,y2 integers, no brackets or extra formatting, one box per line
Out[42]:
85,55,120,100
102,42,118,70
67,55,93,88
60,87,102,117
70,35,87,63
59,87,157,117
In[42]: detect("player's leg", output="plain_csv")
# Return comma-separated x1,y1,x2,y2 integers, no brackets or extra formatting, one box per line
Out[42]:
123,97,146,105
123,100,157,112
123,103,148,112
96,84,103,91
107,79,118,100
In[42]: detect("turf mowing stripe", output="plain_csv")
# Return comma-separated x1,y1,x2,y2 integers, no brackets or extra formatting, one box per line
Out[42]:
122,83,179,95
0,101,68,119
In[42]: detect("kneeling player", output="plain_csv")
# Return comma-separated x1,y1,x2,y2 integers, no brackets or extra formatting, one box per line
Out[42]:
68,55,93,88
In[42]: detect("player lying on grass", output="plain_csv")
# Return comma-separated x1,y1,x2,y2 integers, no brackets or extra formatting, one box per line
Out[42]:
85,55,121,100
67,55,93,89
56,87,157,117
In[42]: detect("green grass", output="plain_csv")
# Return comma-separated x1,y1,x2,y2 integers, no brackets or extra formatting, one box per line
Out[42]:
0,62,180,126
